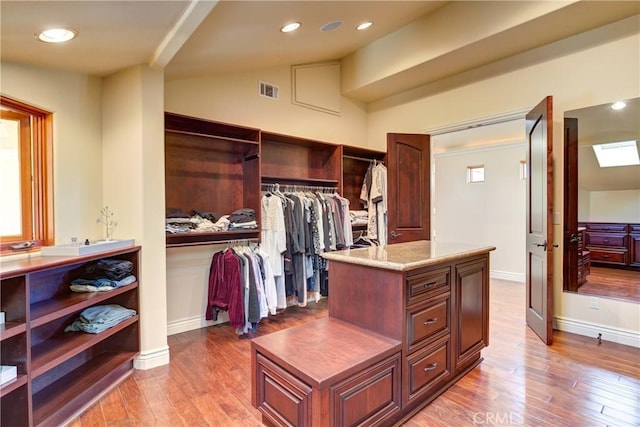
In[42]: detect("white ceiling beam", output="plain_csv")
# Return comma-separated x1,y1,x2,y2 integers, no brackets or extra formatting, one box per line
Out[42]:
149,0,218,70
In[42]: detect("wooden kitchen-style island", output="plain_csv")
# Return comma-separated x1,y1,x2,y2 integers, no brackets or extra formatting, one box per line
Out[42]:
251,240,495,426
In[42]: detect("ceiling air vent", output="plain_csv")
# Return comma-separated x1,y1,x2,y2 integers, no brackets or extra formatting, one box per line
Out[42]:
259,81,279,100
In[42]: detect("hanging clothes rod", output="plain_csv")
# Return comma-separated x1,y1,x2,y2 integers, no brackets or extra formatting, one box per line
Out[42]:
343,155,384,163
166,237,259,248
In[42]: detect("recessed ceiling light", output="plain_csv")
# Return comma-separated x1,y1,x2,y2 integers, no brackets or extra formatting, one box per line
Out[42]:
37,28,77,43
356,21,373,31
611,101,627,110
281,22,301,33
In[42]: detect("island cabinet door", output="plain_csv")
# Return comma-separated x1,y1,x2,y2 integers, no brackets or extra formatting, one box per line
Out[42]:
451,255,489,373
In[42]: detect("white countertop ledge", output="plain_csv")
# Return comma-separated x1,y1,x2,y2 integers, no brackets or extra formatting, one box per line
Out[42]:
321,240,496,271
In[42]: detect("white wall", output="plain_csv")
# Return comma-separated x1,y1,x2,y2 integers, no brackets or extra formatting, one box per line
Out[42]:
0,62,104,243
103,65,169,369
582,190,640,223
367,16,640,346
165,64,369,147
434,142,526,282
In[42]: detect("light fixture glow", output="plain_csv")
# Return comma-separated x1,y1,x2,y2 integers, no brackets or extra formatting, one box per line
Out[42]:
37,28,77,43
611,101,627,110
356,21,373,31
281,22,301,33
592,140,640,167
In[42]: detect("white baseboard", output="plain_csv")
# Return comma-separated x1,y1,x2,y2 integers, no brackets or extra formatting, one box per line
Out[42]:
554,316,640,348
134,345,171,370
491,270,525,283
167,313,228,336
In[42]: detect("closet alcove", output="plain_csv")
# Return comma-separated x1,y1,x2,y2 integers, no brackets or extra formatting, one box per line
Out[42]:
164,112,386,247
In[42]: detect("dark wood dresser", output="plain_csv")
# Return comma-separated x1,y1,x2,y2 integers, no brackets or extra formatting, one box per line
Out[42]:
580,222,640,269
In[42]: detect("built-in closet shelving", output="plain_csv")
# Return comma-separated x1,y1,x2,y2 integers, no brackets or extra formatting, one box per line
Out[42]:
164,112,261,247
261,131,341,188
164,112,387,247
341,145,386,212
0,246,140,427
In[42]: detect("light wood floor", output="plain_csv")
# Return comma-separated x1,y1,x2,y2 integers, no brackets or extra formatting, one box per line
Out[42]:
578,266,640,303
68,279,640,427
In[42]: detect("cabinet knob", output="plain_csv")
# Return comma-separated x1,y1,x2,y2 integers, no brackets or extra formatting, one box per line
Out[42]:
424,363,438,372
423,318,438,325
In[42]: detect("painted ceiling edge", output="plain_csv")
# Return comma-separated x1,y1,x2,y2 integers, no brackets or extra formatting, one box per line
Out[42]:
149,0,218,70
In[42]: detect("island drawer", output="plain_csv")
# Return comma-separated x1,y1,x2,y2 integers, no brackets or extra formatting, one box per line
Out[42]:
405,335,451,403
407,266,450,304
407,293,450,353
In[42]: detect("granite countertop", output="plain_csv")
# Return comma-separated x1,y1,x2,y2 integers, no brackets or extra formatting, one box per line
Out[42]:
321,240,496,271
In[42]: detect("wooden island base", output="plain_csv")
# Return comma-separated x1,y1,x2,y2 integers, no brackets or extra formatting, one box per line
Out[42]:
251,241,495,426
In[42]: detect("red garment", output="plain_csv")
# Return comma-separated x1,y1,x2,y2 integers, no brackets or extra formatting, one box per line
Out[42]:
206,249,244,328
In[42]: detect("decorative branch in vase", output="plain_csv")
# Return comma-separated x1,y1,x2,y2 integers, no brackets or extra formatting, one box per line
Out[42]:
97,206,118,241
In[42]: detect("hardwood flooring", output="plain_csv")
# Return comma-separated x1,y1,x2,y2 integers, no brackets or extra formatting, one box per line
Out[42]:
67,279,640,427
578,266,640,303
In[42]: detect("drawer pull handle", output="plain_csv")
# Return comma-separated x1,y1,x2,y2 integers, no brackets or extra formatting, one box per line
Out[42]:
423,281,437,289
423,318,438,325
424,363,438,372
603,239,609,243
602,255,609,258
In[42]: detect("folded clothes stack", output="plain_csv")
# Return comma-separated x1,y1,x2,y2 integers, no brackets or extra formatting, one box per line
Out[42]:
350,210,369,226
70,258,136,293
228,208,257,230
165,207,257,233
64,304,136,334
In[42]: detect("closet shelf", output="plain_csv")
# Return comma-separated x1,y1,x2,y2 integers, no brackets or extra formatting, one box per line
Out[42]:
0,374,27,398
32,351,136,427
0,322,26,341
261,176,339,186
31,315,138,378
30,282,138,328
166,230,260,247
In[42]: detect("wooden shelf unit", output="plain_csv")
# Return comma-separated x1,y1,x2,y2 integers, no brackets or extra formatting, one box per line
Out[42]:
261,131,342,187
0,246,141,426
164,112,261,247
164,112,387,247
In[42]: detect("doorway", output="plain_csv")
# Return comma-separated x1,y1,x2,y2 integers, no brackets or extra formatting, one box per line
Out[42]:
431,118,526,283
563,98,640,304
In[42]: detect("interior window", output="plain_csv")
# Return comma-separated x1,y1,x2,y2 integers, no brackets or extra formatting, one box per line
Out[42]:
0,96,53,254
467,165,485,183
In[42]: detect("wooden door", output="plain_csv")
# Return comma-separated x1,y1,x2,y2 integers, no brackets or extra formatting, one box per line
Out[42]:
563,117,580,291
387,133,430,243
525,97,554,345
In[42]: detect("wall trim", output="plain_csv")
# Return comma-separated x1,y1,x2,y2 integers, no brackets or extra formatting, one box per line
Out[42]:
554,316,640,348
491,270,525,283
167,313,228,336
134,345,171,370
423,107,531,136
434,140,525,157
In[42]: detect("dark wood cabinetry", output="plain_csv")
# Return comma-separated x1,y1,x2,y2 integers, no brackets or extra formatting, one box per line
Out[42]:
164,112,261,246
0,247,140,426
581,222,638,269
164,112,386,246
252,241,493,425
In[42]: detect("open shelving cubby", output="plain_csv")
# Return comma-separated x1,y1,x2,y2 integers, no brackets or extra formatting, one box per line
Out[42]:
0,246,141,426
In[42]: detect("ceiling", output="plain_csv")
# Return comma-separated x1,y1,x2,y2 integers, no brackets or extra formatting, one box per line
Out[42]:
1,1,639,102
